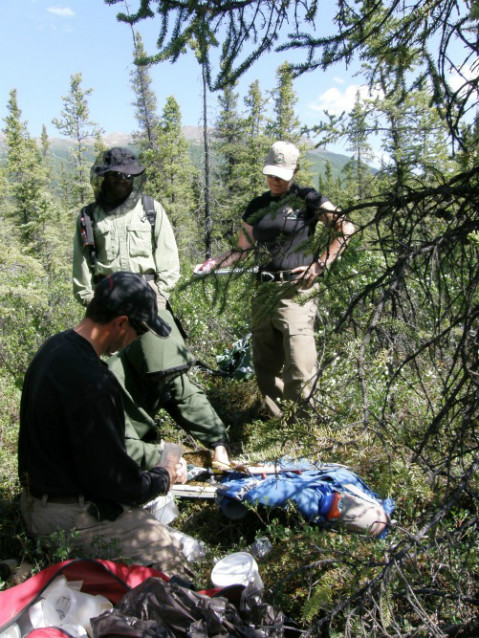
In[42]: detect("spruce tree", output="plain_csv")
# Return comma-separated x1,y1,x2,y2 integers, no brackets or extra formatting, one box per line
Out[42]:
3,89,48,246
130,31,160,151
39,124,54,188
129,39,199,257
128,28,163,195
40,125,49,161
2,90,70,274
266,62,301,144
52,73,102,206
153,96,198,257
343,92,374,200
319,159,342,204
212,84,246,242
242,79,270,197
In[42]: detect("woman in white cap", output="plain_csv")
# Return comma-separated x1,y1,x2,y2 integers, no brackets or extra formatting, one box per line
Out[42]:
195,141,355,418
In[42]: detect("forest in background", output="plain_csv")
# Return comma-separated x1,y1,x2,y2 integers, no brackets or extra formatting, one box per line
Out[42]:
1,1,478,636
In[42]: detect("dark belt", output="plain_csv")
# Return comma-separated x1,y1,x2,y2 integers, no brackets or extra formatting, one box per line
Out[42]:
256,270,301,283
93,273,155,284
28,489,86,504
26,490,122,521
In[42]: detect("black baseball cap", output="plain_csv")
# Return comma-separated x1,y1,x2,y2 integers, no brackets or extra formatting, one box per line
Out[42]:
93,272,171,338
92,147,145,176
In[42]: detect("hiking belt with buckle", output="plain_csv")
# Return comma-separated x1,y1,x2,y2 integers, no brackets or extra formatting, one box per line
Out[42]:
93,273,156,285
256,270,301,283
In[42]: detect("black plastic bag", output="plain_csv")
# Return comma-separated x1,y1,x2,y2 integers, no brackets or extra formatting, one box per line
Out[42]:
91,577,284,638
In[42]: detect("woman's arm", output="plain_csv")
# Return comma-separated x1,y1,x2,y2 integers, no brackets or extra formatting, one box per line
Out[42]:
317,202,356,267
194,222,255,273
295,203,356,288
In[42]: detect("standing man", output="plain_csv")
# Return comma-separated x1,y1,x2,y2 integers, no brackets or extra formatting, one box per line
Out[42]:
18,272,187,572
72,147,230,467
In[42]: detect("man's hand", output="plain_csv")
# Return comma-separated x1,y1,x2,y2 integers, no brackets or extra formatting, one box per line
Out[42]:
161,457,188,485
212,444,230,468
172,458,188,484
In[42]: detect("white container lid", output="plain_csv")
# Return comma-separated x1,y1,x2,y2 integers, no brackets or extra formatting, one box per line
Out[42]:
211,552,262,589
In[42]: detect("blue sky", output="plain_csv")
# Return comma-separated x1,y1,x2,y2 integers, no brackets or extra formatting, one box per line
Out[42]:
0,0,372,153
0,1,471,159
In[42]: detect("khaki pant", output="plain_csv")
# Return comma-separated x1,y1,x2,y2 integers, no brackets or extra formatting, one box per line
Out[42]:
21,492,185,575
251,283,319,417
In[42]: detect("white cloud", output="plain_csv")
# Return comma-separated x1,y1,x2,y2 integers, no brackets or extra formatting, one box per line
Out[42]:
47,6,75,18
308,83,380,116
447,62,477,93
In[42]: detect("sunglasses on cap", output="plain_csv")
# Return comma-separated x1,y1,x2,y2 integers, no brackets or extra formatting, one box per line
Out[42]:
107,171,134,181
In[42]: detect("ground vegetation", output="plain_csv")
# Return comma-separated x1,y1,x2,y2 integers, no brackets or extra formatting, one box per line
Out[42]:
0,1,478,635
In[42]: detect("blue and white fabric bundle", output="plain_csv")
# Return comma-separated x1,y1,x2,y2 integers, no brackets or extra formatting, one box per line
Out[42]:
216,459,395,539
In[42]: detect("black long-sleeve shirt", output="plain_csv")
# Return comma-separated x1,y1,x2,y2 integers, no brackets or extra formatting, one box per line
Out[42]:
18,330,170,505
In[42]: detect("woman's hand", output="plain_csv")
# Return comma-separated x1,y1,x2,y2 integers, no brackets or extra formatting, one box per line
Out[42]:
193,258,217,275
292,261,326,289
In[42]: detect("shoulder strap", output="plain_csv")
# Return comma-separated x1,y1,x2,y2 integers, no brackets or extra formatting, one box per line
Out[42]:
142,195,156,227
142,195,157,251
80,203,97,267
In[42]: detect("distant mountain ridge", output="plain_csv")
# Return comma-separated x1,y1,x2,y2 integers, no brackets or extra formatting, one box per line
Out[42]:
100,131,358,177
0,128,359,179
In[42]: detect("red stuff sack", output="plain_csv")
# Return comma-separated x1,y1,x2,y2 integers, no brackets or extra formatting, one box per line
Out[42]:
0,558,169,637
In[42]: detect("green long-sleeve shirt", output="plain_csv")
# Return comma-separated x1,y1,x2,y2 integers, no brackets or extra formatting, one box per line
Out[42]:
72,195,180,307
107,314,229,470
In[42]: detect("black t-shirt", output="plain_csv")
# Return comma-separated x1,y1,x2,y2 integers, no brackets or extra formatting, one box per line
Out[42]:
18,329,169,505
242,183,330,272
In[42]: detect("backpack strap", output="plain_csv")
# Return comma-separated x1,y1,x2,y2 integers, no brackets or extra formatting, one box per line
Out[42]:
80,203,97,267
142,195,157,250
140,196,189,339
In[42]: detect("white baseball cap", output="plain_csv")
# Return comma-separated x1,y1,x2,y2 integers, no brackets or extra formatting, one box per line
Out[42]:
262,141,300,181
